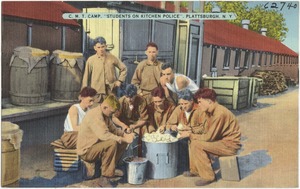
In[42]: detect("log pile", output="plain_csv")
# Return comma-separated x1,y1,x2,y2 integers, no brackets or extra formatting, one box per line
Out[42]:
251,70,288,95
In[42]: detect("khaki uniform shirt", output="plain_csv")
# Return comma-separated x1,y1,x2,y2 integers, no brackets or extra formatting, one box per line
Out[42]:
167,104,199,128
77,105,124,156
190,102,241,148
81,52,127,94
114,95,149,126
147,100,176,132
131,59,162,94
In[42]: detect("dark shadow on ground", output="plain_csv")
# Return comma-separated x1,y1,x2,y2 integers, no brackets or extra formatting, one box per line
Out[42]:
213,149,272,181
238,150,272,179
231,86,298,116
232,102,274,116
19,169,83,187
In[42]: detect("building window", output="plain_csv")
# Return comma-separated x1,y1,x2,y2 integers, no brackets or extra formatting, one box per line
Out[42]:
210,46,217,70
264,53,268,66
244,51,250,69
223,48,231,69
270,54,273,66
234,50,241,69
258,52,262,66
251,52,256,67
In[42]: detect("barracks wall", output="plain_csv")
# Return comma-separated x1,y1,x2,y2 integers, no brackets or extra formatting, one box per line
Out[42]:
201,45,299,83
1,18,82,98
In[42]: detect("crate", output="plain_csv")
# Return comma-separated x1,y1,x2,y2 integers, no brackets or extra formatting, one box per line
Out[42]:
203,77,250,110
219,155,240,181
248,77,262,107
54,148,80,172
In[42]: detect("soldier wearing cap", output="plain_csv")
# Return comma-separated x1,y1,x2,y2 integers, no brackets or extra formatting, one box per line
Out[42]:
81,36,127,103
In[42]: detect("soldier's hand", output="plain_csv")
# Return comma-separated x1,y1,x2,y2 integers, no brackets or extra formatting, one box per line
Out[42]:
123,133,134,144
178,131,191,139
124,127,133,134
158,125,165,134
160,76,167,86
115,80,122,87
170,125,178,132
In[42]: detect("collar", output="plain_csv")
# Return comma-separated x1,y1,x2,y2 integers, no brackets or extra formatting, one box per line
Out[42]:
97,52,107,58
154,100,169,113
146,60,159,66
184,103,198,113
206,102,218,116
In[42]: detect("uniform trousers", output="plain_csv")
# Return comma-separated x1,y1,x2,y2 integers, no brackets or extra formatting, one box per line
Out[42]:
189,139,240,181
80,140,127,177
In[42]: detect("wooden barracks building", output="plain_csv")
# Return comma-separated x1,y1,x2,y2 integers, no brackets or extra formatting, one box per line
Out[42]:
1,0,298,149
2,1,298,99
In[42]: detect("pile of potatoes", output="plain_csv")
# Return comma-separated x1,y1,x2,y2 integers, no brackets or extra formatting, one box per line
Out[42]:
143,132,178,143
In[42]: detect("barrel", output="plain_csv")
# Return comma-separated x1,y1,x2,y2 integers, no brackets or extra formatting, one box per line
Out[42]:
142,140,178,179
123,157,148,184
50,50,84,102
9,46,49,105
1,122,23,186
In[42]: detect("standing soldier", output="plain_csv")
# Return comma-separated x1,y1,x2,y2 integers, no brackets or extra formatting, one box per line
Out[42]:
82,36,127,103
131,42,162,104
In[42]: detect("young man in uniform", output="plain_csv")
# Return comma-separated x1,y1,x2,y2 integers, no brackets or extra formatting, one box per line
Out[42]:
81,36,127,103
131,42,162,104
77,95,134,187
147,86,176,133
178,88,241,186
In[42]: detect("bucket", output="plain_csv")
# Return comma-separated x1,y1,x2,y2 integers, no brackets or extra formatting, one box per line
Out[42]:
123,157,148,185
142,140,178,179
120,135,139,162
1,122,23,186
9,46,49,105
50,50,84,102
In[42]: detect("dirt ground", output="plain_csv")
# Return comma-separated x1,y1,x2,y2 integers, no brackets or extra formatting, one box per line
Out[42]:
8,87,299,188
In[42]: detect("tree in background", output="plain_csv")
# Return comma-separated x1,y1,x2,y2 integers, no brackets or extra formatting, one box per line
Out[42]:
204,1,288,42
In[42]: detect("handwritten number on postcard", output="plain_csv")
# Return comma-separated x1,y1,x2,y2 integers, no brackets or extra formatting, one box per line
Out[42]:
264,2,297,11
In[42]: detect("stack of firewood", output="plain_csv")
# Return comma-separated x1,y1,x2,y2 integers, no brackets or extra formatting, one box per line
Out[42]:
251,70,288,95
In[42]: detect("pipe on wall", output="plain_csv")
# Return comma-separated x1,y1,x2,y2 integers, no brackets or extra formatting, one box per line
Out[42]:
196,1,205,86
27,23,33,46
61,26,66,50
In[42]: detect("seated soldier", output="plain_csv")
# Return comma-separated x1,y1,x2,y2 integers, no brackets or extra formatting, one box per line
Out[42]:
147,86,176,133
60,87,97,149
112,84,148,135
112,84,148,157
166,89,199,173
167,89,198,132
77,95,135,187
178,88,241,186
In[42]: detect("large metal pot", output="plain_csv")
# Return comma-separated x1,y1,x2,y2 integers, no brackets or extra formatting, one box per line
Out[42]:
142,140,178,179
